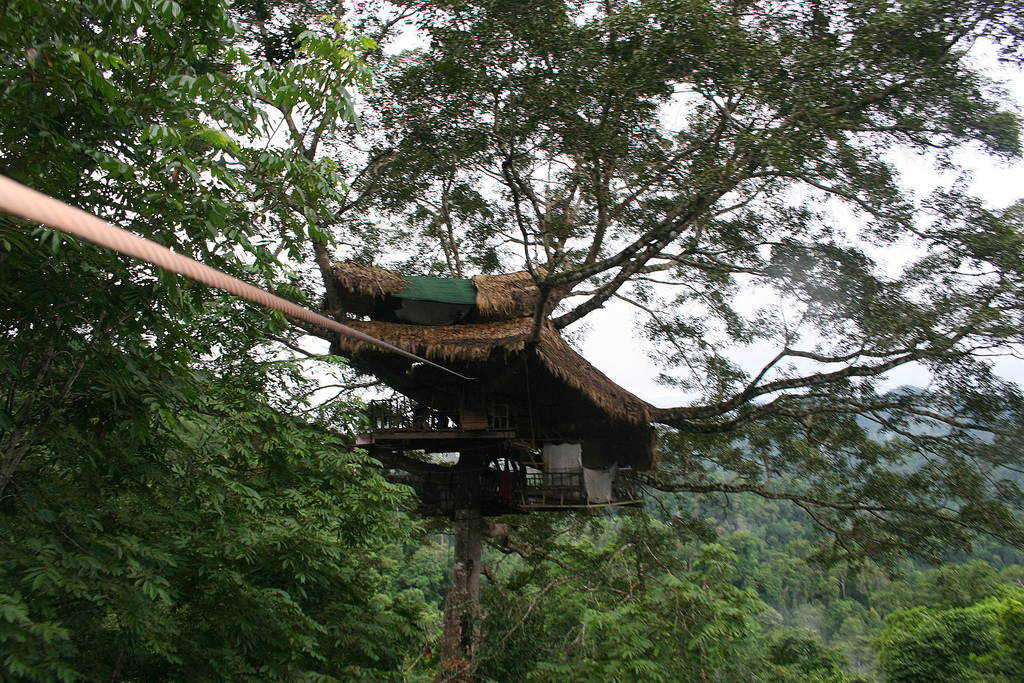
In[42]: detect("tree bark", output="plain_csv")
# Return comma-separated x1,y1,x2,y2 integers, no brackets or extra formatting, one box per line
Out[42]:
437,507,483,683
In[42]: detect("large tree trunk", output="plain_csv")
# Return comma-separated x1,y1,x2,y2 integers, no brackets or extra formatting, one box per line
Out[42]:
437,507,483,683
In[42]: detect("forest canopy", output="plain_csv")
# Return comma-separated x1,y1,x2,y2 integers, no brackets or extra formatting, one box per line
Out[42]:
2,0,1024,680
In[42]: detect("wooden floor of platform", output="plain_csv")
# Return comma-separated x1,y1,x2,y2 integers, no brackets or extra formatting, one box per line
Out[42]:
356,429,517,448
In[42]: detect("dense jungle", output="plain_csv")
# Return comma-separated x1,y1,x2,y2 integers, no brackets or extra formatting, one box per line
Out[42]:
2,0,1024,680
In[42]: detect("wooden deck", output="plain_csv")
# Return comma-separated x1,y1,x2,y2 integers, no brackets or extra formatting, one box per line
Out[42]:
356,428,517,449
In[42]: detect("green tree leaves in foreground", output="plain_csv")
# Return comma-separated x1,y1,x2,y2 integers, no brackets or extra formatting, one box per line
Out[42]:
0,0,432,679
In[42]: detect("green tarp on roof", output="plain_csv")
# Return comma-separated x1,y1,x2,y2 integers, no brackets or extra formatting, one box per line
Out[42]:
394,276,478,305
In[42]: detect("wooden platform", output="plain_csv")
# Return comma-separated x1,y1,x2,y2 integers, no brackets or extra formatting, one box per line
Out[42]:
356,428,517,450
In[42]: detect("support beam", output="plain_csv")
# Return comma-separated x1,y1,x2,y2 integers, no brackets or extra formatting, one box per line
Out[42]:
437,507,483,683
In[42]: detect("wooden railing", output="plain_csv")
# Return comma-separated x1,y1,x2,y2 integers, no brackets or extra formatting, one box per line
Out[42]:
366,398,513,432
523,469,586,506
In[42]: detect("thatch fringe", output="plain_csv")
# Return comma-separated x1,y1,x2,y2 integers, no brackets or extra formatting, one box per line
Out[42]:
334,317,655,426
332,318,531,363
473,271,536,319
472,270,570,320
329,262,574,321
331,261,407,298
533,323,656,427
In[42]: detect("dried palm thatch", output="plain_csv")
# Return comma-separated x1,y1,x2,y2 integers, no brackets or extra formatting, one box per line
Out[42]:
329,261,407,317
472,270,571,320
333,317,527,363
472,271,533,319
329,262,569,321
331,261,407,298
532,324,656,428
333,317,655,427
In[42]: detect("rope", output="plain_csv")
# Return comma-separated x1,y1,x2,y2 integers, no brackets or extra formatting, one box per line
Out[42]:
0,174,473,380
524,358,537,450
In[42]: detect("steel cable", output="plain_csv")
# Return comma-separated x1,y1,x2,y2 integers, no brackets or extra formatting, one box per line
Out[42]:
0,174,472,380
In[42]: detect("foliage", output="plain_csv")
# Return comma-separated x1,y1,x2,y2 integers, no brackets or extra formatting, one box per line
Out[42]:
875,596,1024,683
763,628,870,683
472,514,764,682
911,560,1009,610
869,559,1024,682
306,0,1024,569
656,489,1024,678
381,538,451,611
5,0,1024,678
0,0,431,679
0,367,425,681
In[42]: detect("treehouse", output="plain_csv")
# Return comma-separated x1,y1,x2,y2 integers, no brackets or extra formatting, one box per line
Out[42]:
328,261,655,516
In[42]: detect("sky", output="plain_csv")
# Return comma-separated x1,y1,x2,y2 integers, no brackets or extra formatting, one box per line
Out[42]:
581,60,1024,409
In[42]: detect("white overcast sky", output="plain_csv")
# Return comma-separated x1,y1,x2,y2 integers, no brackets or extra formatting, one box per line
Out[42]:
581,59,1024,408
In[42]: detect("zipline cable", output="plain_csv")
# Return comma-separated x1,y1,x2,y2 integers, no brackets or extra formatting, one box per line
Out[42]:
0,174,473,381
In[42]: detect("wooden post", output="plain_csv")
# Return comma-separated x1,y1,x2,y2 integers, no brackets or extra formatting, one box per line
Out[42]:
437,506,483,683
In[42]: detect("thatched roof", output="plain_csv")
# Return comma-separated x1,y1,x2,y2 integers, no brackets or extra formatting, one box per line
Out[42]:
332,317,655,428
330,261,407,298
472,271,566,320
329,262,568,322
